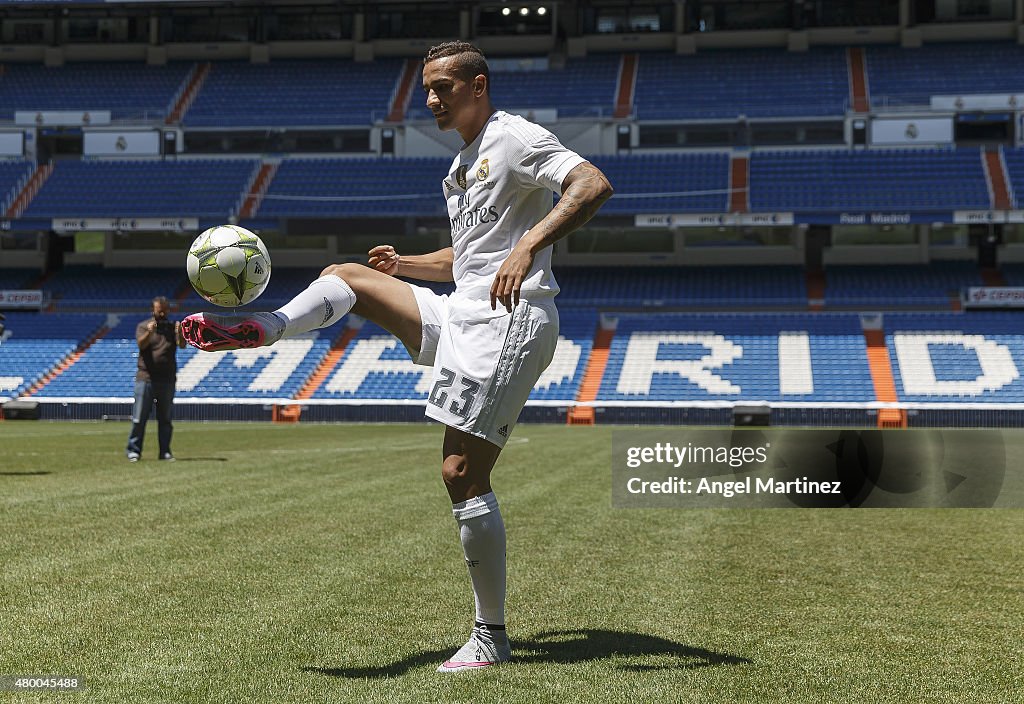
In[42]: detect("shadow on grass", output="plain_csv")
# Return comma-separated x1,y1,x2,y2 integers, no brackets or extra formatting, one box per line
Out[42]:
0,471,52,476
303,629,751,678
166,457,229,462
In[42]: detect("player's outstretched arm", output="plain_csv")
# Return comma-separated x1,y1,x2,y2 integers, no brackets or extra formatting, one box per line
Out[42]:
490,162,613,310
368,245,455,282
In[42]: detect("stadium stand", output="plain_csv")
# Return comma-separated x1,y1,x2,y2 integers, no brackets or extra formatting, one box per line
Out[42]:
749,148,991,212
633,48,849,120
5,41,1024,426
184,59,403,126
585,153,730,214
528,309,598,402
0,62,192,122
0,268,35,290
0,312,106,398
999,147,1024,208
884,312,1024,402
257,157,446,218
997,263,1024,287
40,266,189,310
260,153,729,219
865,42,1024,108
407,55,621,120
311,320,432,400
597,313,875,402
30,314,334,399
173,331,332,399
5,148,993,221
554,266,806,307
22,159,259,219
30,315,150,399
824,262,983,307
1,159,34,211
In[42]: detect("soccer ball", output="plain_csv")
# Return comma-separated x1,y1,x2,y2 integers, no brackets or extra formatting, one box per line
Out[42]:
186,225,271,307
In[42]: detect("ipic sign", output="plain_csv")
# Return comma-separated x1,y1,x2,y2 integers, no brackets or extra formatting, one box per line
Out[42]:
612,429,1016,509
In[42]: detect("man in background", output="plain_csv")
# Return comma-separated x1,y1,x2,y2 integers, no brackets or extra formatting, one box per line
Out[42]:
127,296,184,462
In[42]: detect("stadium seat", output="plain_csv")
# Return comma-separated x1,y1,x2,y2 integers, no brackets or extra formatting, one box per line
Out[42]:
23,159,260,219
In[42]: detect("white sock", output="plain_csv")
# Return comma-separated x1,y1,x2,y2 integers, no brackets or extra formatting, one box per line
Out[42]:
452,492,506,627
273,274,354,338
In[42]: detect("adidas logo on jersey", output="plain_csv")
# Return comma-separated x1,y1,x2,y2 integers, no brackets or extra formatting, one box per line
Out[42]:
497,425,509,438
321,297,334,325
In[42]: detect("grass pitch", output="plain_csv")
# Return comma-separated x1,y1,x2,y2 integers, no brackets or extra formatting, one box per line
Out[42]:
1,422,1021,703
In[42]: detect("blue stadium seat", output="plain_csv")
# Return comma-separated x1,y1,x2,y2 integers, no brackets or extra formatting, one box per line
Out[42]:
409,55,620,120
999,147,1024,209
258,157,448,218
0,62,192,121
597,313,874,402
885,312,1024,402
23,159,259,219
185,60,403,127
0,267,36,290
0,313,106,398
33,314,337,399
824,262,982,306
555,266,806,307
634,48,849,120
866,43,1024,107
750,148,990,212
43,266,190,309
0,159,34,211
586,153,730,214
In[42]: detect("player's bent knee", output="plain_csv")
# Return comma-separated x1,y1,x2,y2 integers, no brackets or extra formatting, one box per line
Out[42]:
319,263,376,298
320,262,362,281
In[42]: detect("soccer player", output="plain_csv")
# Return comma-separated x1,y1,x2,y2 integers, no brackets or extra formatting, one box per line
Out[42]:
180,41,613,671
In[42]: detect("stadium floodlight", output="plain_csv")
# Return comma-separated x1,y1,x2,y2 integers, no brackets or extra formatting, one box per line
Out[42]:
520,7,530,15
502,7,511,16
537,6,547,15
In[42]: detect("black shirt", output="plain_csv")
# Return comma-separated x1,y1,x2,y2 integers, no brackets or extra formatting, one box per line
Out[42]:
136,319,178,383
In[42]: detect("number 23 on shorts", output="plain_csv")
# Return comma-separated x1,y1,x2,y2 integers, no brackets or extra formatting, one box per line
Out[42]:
429,367,481,419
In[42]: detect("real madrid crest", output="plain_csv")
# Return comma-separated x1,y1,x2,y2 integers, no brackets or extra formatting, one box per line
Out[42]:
476,159,489,181
455,165,469,190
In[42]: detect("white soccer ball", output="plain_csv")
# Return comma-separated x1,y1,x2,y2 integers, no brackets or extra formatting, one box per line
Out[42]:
186,225,271,307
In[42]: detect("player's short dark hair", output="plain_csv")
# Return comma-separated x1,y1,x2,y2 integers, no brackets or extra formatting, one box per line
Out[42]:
152,296,169,307
424,41,489,88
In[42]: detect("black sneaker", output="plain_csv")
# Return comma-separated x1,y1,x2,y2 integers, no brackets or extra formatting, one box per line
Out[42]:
159,453,175,462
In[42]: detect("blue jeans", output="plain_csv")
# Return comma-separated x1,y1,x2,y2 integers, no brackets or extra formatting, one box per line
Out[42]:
126,380,175,457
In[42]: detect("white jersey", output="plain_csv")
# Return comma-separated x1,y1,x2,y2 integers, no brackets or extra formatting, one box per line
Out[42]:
443,110,586,299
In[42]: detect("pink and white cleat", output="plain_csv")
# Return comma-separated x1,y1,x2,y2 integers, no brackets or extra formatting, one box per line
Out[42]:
180,312,285,352
437,625,511,673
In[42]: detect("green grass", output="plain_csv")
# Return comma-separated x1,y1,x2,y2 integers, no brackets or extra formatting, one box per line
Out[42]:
1,422,1021,703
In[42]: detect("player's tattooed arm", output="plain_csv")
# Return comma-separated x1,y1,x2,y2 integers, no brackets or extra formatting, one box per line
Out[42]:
368,245,455,282
490,162,613,310
539,162,615,244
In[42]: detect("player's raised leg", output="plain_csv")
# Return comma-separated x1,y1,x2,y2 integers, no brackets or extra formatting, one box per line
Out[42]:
180,263,423,354
437,427,512,672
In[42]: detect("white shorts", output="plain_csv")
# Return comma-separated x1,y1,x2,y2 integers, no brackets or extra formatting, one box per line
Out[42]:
406,282,559,448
